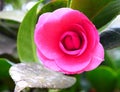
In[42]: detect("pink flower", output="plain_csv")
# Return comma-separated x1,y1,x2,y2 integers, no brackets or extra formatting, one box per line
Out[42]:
34,8,104,74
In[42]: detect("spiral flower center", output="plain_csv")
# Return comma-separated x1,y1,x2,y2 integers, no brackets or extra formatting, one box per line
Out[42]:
60,31,85,55
62,32,81,51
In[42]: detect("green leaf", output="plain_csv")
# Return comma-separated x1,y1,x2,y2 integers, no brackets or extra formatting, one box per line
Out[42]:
100,28,120,50
17,1,41,62
92,0,120,29
116,70,120,89
0,58,15,92
86,66,117,92
102,52,116,69
39,0,67,15
107,47,120,69
70,0,120,29
70,0,112,18
0,58,11,79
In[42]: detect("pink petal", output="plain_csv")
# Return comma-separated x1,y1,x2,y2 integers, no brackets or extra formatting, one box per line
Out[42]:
34,8,75,59
35,20,64,59
58,11,101,71
82,21,99,51
36,13,52,28
60,69,84,74
55,53,91,74
60,10,99,52
85,43,104,71
60,10,88,26
35,23,87,59
52,8,72,18
35,8,72,33
37,8,72,26
34,8,104,74
37,48,61,71
59,24,88,55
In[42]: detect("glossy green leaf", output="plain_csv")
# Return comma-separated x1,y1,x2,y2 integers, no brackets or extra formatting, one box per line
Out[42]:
0,58,11,79
39,0,67,15
17,2,41,62
70,0,120,29
86,66,117,92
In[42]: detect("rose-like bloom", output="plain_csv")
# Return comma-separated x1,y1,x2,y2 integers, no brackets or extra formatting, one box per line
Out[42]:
34,8,104,74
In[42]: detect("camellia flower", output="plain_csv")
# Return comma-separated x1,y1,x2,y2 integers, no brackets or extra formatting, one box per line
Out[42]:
34,8,104,74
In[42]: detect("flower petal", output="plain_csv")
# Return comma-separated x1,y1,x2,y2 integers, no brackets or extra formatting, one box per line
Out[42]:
37,13,51,26
37,48,61,71
35,20,64,59
34,8,104,74
35,8,72,33
60,10,99,52
55,54,91,74
85,43,104,71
